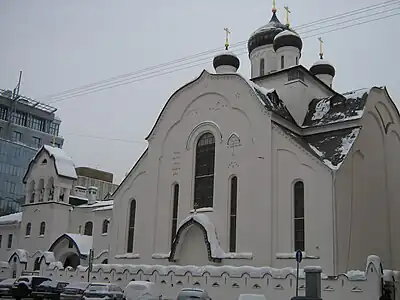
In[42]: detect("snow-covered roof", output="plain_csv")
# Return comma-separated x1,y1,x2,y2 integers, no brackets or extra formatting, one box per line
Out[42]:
65,233,93,256
9,249,28,263
274,29,300,40
50,233,93,256
23,145,77,183
0,212,22,225
77,200,114,209
43,145,77,179
92,205,113,212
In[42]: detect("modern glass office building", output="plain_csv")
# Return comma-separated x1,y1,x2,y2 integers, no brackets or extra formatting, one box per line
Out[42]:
0,89,64,215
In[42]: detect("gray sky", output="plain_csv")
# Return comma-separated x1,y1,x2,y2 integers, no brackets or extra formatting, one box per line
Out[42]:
1,0,399,184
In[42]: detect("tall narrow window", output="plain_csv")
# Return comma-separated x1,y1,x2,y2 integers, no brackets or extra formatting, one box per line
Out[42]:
84,221,93,236
7,234,12,249
194,133,215,208
260,58,265,76
25,223,31,236
281,56,285,69
39,222,46,236
294,181,305,251
296,57,299,65
171,184,179,246
127,199,136,253
229,176,238,252
102,219,109,234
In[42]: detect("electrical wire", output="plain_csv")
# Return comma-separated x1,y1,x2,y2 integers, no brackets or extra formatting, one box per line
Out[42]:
45,8,400,103
40,0,400,103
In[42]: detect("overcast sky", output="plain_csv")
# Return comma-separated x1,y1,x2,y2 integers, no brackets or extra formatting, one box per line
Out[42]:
1,0,399,184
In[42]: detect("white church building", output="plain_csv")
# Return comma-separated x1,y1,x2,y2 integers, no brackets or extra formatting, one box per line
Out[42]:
0,5,398,300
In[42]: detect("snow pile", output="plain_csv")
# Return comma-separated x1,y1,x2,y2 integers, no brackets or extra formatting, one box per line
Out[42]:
44,145,77,179
327,128,360,170
343,88,370,100
0,212,22,225
312,98,331,121
65,233,93,255
41,251,56,263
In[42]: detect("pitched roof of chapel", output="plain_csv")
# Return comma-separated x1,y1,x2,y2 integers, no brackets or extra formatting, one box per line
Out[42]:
23,145,77,184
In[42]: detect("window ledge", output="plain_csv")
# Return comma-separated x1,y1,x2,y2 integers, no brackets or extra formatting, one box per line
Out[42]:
101,233,108,236
25,235,30,238
152,253,169,260
276,252,319,259
223,252,254,260
115,253,140,259
38,235,44,238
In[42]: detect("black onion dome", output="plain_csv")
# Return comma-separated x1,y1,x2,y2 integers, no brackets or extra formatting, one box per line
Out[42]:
213,51,240,70
248,12,295,55
273,30,302,51
310,60,336,77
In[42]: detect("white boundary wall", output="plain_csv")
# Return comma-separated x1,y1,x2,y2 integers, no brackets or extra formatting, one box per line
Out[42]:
1,255,396,300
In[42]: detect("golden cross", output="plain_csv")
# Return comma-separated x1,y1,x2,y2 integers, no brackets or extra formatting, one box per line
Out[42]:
193,202,199,212
272,0,277,13
224,27,231,50
318,37,324,59
51,135,56,147
284,5,291,26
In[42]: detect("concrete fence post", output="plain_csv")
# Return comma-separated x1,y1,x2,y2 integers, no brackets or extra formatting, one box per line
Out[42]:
304,266,322,300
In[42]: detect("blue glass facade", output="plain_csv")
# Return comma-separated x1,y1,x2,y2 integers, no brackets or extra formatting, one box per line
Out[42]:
0,138,36,215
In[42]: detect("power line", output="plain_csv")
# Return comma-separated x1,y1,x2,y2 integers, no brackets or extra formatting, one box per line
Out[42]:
62,132,147,144
45,9,400,103
40,0,399,102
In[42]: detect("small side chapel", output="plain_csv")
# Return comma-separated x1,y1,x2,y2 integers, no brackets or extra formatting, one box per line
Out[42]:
109,4,400,275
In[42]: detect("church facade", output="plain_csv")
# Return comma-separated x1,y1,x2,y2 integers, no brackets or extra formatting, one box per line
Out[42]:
0,6,399,282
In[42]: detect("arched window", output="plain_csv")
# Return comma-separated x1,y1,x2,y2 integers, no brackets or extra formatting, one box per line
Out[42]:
29,180,35,203
295,56,299,65
171,184,179,246
229,176,238,252
127,199,136,253
281,55,285,69
84,221,93,236
294,181,305,251
194,133,216,208
33,257,40,271
260,58,265,76
25,223,31,236
102,219,109,234
39,222,46,236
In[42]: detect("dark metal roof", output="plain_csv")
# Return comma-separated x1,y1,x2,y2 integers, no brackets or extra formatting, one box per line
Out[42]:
302,88,369,128
273,30,303,52
213,53,240,70
275,123,361,170
252,85,297,124
248,12,294,55
310,61,336,77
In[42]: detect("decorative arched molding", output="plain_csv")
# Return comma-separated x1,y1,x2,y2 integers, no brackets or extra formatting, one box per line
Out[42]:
8,249,28,264
227,133,241,147
49,234,90,259
186,121,223,150
169,216,222,263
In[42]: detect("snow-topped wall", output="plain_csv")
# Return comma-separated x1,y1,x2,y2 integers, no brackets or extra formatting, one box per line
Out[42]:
33,255,387,300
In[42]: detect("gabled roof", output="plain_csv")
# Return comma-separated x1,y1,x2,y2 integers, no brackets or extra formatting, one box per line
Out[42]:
275,122,361,170
302,88,370,128
0,212,22,225
49,233,92,258
23,145,77,183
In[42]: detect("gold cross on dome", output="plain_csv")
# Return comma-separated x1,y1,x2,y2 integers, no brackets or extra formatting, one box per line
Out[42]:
318,37,324,59
272,0,277,13
193,202,199,212
284,5,291,26
224,27,231,50
51,135,56,147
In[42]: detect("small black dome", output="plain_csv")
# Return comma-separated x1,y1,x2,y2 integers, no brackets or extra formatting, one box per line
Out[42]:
273,30,302,52
248,12,297,55
213,52,240,70
310,60,335,77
